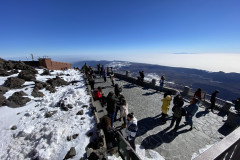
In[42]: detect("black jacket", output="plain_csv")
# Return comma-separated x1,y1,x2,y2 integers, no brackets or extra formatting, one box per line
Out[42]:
106,92,118,114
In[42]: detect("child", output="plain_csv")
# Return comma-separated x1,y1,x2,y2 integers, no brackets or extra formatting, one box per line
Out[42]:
161,95,171,123
120,99,129,128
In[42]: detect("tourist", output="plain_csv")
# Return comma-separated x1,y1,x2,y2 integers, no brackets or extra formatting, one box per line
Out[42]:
120,99,129,128
100,115,117,149
170,100,186,131
194,88,202,101
206,90,219,112
161,95,172,123
126,113,138,151
233,98,240,112
106,91,118,127
101,65,104,77
88,74,95,91
114,93,125,122
140,71,144,82
114,84,122,97
103,69,107,82
159,75,165,92
173,91,182,106
81,63,89,75
184,98,199,130
110,72,115,86
97,64,101,75
94,87,106,105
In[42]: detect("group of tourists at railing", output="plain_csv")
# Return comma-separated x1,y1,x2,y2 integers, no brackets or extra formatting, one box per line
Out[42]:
80,63,240,153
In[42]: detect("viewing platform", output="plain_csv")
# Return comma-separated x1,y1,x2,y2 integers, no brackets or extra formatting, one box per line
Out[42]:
86,69,240,160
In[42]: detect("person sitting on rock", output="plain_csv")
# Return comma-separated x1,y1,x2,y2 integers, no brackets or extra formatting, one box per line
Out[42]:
170,100,186,131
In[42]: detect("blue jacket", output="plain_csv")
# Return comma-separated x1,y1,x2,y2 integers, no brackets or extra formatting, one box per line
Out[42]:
186,102,199,116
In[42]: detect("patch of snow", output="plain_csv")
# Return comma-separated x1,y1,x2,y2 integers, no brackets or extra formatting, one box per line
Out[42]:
191,144,214,160
136,145,165,160
0,69,94,160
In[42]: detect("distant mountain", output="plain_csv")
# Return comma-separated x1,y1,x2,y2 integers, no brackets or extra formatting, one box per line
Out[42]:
73,60,240,101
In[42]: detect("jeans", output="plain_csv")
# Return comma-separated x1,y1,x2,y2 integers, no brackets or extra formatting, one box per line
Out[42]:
170,116,182,130
185,113,193,127
108,113,116,127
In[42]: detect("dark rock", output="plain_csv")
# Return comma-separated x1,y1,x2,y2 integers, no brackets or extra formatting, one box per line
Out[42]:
0,86,9,94
38,66,45,69
81,117,85,120
0,70,11,76
45,110,57,118
0,94,6,106
25,88,28,90
4,77,25,89
34,83,44,90
66,74,70,76
82,105,88,108
87,132,93,137
18,70,36,81
61,106,69,111
56,100,65,107
10,69,19,74
4,61,14,70
67,136,72,141
67,104,73,109
41,69,50,76
11,125,17,130
6,91,31,108
46,76,69,87
46,85,56,93
76,110,84,115
31,88,44,98
64,147,76,159
72,134,79,139
88,152,99,160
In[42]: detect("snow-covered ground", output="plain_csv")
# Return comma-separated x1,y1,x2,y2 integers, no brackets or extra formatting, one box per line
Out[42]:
0,69,94,160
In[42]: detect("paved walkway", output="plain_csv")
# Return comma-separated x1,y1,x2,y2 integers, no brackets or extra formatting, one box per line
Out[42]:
94,76,233,160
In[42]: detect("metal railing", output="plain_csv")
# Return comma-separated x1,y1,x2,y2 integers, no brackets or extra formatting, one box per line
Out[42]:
117,131,142,160
193,127,240,160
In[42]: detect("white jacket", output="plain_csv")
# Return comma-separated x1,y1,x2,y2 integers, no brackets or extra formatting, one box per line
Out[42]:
126,117,138,140
120,104,129,118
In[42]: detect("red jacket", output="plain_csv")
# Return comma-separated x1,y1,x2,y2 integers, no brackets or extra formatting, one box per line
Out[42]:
94,91,102,99
194,91,202,100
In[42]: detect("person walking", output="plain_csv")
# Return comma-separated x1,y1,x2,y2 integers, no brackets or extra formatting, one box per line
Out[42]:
88,74,95,91
140,71,144,82
170,100,186,131
100,65,104,77
126,113,138,151
159,76,165,92
106,91,118,127
206,90,219,112
184,98,199,130
120,99,129,128
97,64,101,75
161,95,172,123
173,91,181,106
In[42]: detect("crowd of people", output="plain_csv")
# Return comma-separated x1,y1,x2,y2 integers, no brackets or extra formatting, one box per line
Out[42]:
80,63,239,154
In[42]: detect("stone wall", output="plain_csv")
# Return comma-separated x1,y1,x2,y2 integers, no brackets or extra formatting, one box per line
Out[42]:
24,58,71,70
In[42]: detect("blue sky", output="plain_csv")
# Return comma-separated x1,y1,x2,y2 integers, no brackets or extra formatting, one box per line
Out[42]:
0,0,240,72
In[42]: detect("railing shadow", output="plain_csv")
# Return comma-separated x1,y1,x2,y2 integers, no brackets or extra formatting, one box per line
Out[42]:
218,124,235,136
